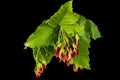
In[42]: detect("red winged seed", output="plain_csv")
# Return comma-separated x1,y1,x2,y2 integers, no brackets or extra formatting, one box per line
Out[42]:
63,54,67,63
56,47,60,51
73,48,78,54
68,52,72,60
40,67,43,73
66,61,70,67
73,65,78,72
42,64,47,69
76,39,79,47
55,51,59,58
71,51,76,57
55,46,61,58
35,71,41,78
59,53,64,60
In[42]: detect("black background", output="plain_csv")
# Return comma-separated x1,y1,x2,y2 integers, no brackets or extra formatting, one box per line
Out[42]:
3,0,116,80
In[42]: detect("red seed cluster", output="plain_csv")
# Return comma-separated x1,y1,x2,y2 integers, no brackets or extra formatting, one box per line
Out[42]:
55,39,79,67
35,64,46,78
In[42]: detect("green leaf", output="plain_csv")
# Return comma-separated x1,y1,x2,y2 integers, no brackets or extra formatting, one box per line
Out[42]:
60,23,83,35
75,14,91,43
40,46,54,63
46,0,73,28
71,36,91,69
24,22,54,48
60,12,79,25
77,15,87,26
85,20,101,40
